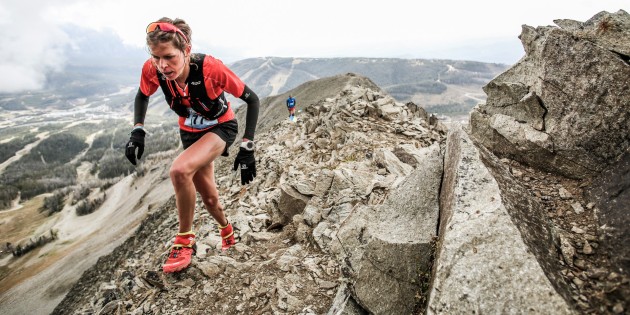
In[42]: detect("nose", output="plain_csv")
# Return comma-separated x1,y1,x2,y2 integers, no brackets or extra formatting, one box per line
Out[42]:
157,58,168,70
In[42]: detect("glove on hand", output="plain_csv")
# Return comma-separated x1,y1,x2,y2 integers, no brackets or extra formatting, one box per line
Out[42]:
233,142,256,185
125,128,146,165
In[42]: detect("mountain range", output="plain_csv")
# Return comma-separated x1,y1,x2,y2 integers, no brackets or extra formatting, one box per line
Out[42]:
228,57,508,118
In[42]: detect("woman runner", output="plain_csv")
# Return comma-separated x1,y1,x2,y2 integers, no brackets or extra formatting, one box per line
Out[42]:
125,17,259,273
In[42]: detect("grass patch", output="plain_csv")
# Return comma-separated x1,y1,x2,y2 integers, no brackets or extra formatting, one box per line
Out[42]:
0,195,50,245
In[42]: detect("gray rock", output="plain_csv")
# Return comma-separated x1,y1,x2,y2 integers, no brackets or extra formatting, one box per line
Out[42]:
313,221,335,250
303,204,323,227
332,142,442,314
471,10,630,179
327,283,366,315
559,187,572,199
577,10,630,56
571,202,585,214
374,148,413,178
476,132,578,305
559,233,576,267
587,149,630,282
277,183,311,223
428,125,575,314
583,241,594,255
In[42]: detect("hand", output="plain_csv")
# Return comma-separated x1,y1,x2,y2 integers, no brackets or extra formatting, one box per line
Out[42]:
125,128,146,165
233,141,256,185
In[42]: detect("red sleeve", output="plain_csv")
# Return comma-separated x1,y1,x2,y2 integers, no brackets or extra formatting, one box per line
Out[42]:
203,55,245,98
140,59,160,96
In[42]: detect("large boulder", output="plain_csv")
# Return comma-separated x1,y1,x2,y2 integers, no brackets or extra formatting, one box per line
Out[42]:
467,10,630,313
470,10,630,179
331,143,442,314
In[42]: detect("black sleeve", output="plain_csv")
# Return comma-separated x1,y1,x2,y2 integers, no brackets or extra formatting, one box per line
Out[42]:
239,85,259,141
134,88,149,125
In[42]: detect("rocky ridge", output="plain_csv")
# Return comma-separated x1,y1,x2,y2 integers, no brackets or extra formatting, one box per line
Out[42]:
53,74,446,314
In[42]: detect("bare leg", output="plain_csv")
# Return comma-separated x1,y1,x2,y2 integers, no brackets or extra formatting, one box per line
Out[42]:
170,132,225,233
193,161,228,227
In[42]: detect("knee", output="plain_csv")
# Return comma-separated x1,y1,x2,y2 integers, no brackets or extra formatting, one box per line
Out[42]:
201,193,220,210
169,164,191,184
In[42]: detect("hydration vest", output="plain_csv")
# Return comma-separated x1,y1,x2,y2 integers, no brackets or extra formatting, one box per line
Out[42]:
157,53,228,120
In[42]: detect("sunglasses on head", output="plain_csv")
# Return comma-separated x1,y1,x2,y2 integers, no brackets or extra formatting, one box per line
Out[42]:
146,22,189,43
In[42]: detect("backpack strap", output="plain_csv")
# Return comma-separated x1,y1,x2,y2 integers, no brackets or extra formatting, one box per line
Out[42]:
157,53,228,120
187,54,228,120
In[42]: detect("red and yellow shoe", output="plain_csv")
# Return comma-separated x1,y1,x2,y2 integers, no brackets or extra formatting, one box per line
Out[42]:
219,222,236,251
162,232,196,273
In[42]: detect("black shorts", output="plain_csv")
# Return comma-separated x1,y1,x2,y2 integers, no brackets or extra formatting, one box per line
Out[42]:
179,119,238,156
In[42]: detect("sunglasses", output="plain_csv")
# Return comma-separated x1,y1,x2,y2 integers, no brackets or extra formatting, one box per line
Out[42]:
146,22,189,43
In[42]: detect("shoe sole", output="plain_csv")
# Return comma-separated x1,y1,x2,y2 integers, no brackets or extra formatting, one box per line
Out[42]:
163,261,191,273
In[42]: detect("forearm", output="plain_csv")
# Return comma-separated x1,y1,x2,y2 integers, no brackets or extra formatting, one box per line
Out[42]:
134,88,149,126
239,85,259,141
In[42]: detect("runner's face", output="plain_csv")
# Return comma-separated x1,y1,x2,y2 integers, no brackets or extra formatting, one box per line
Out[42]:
149,42,187,81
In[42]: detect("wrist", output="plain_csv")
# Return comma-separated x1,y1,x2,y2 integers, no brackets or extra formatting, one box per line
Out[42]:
131,125,145,136
240,140,255,151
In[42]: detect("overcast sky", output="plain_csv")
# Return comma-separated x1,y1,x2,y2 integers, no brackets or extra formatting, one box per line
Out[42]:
0,0,626,93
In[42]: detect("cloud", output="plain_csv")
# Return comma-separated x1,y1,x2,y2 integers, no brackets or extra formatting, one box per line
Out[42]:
0,1,70,93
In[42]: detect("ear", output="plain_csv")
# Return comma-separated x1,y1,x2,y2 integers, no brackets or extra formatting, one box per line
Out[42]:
185,45,192,57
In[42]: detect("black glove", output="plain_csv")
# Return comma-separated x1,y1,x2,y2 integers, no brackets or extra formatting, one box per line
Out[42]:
125,128,146,165
233,141,256,185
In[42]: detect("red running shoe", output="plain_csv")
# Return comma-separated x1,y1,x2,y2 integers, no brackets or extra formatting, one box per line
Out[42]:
162,232,196,273
219,222,236,251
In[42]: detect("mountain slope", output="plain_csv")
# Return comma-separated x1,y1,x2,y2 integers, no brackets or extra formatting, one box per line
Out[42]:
51,73,446,314
0,156,175,315
239,72,382,135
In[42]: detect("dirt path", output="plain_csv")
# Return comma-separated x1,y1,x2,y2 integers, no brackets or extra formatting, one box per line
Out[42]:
68,129,103,165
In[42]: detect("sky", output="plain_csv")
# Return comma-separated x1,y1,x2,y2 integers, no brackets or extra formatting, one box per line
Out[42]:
0,0,626,93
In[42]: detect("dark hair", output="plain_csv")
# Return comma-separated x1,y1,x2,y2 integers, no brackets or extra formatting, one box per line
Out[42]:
146,17,191,52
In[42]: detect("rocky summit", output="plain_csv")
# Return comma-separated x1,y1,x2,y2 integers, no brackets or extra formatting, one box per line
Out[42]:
51,9,628,315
